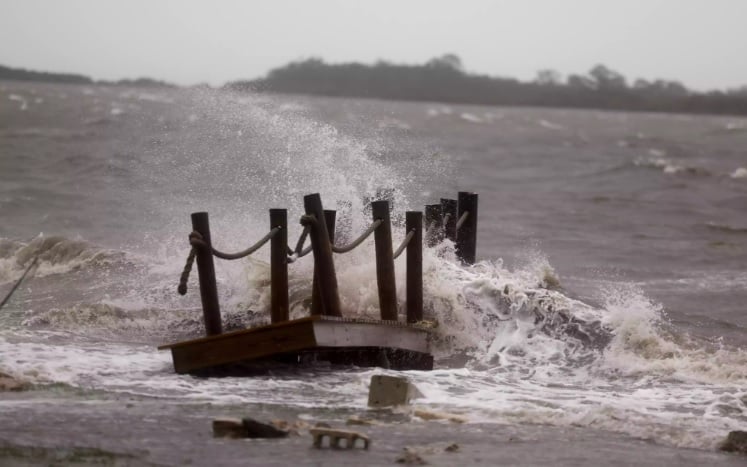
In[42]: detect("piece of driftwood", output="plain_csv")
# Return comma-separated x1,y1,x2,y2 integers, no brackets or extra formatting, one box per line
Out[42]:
310,428,370,450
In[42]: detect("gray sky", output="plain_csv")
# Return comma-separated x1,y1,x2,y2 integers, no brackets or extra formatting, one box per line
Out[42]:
1,0,746,90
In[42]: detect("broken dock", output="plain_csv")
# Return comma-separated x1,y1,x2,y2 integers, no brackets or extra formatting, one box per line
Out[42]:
159,191,479,375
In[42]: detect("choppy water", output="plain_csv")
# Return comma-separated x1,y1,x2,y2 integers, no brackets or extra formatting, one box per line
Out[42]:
1,81,746,459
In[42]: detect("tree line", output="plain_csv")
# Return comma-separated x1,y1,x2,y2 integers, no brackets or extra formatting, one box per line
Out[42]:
0,64,174,88
227,55,747,116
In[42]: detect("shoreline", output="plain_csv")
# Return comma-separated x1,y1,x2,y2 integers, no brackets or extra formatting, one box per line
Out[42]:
1,390,744,466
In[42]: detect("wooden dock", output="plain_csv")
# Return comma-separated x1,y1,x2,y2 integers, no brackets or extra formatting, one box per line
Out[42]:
159,315,433,375
161,191,477,376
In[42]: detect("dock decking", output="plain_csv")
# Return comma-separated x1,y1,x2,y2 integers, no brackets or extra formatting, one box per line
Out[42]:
159,315,433,375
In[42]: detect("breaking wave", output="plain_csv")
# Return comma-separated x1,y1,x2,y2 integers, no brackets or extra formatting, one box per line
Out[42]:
0,235,124,284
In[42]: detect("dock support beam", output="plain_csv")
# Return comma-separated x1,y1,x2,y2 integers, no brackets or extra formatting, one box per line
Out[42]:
190,212,223,336
424,204,442,247
270,209,289,323
456,192,479,265
372,200,398,321
441,198,457,243
304,194,342,317
312,210,336,315
406,211,423,323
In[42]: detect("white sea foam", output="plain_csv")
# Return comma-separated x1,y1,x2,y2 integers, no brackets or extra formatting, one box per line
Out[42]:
730,167,747,179
538,119,563,130
460,112,483,123
8,94,28,110
633,156,709,176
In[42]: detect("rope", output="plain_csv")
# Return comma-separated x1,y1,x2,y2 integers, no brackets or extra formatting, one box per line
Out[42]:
456,211,469,230
287,224,311,263
190,228,280,261
331,219,382,253
0,256,39,310
177,248,196,295
392,229,415,259
442,212,452,227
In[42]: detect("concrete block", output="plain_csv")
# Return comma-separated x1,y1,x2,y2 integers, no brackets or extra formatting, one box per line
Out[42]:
367,374,422,408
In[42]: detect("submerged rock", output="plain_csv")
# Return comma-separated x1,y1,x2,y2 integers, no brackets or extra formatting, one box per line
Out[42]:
212,417,289,439
242,418,290,438
367,375,423,408
719,431,747,454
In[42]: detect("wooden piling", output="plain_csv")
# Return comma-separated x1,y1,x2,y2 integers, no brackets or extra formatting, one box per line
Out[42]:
372,200,398,321
424,204,442,247
406,211,423,323
190,212,223,336
441,198,457,243
304,194,342,317
270,209,289,323
311,210,336,315
456,192,479,265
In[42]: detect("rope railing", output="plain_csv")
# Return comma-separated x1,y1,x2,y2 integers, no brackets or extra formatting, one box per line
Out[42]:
456,211,469,230
190,228,280,260
177,248,196,295
331,219,382,254
287,224,312,263
180,227,280,294
392,229,415,260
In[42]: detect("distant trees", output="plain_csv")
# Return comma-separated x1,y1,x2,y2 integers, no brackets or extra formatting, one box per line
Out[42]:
0,64,176,88
228,56,747,116
0,65,92,84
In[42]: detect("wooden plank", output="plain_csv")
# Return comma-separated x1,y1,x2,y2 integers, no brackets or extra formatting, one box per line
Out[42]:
160,315,434,374
313,320,429,354
170,319,317,373
158,316,319,350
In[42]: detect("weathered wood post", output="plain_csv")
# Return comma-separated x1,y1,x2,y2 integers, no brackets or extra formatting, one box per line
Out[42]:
270,209,289,323
406,211,423,323
441,198,457,243
190,212,223,336
372,200,398,321
304,194,342,317
311,210,336,315
424,204,442,247
456,192,479,265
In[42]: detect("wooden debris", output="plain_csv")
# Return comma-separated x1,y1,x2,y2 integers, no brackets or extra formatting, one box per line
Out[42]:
310,428,370,450
413,409,467,424
396,448,428,465
346,415,377,426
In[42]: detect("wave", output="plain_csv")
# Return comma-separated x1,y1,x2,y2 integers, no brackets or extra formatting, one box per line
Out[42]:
705,222,747,234
730,167,747,179
0,235,124,284
633,156,711,176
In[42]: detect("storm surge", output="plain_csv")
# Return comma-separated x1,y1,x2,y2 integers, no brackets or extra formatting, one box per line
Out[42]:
1,84,745,452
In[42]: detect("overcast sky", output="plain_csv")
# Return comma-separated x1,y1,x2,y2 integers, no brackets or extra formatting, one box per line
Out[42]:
1,0,746,90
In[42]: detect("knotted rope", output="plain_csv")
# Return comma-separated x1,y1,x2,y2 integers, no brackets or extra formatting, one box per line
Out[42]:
392,229,415,259
331,219,382,254
178,227,279,294
287,223,312,264
177,248,196,295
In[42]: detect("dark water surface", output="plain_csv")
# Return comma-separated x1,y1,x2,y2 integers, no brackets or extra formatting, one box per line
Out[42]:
1,81,746,465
